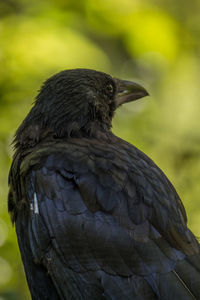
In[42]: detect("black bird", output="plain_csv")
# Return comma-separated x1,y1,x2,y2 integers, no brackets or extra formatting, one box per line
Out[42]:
8,69,200,300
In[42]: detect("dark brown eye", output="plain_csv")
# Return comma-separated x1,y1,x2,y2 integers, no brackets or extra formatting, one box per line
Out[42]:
107,84,114,94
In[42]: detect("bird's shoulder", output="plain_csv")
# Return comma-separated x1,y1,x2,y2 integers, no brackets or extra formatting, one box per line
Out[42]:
9,136,199,255
9,136,185,225
18,136,185,212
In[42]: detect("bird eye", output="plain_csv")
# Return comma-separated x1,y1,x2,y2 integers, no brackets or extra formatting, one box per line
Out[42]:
107,84,114,94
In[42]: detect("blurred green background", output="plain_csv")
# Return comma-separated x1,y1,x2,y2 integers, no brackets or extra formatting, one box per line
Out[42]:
1,0,200,299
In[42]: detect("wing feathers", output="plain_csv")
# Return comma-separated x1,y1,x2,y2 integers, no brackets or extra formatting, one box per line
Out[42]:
11,139,200,299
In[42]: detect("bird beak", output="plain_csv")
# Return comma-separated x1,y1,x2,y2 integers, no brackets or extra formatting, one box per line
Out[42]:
114,78,149,107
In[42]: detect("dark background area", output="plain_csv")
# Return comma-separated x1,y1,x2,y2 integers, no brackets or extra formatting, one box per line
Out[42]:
0,0,200,298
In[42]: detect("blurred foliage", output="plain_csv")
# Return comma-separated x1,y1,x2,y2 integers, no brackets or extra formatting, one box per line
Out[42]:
0,0,200,299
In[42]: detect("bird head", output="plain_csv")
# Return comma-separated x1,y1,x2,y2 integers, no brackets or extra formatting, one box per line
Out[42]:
15,69,148,147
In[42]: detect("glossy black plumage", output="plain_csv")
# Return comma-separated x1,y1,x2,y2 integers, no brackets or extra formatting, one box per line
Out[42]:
8,69,200,299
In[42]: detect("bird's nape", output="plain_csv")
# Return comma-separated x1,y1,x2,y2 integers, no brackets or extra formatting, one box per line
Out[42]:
13,69,149,147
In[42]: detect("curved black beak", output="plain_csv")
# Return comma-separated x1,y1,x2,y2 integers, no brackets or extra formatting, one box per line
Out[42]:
114,78,149,107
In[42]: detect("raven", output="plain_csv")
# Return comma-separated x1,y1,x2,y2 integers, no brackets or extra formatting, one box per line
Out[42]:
8,69,200,299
